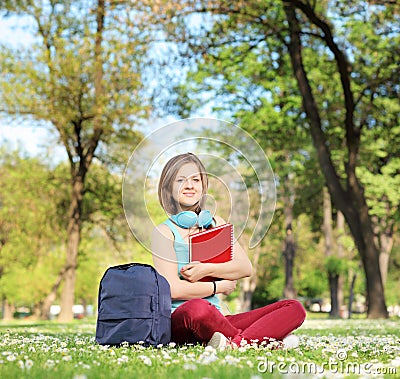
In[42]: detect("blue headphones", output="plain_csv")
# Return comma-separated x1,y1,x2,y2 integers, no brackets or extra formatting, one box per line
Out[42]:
170,210,213,229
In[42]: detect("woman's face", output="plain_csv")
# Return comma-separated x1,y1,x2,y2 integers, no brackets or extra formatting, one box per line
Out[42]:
172,162,204,211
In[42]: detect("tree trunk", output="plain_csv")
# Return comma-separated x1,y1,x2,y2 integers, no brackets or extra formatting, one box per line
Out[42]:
82,299,88,318
336,211,345,315
58,177,84,322
32,302,42,319
329,274,340,318
239,241,261,312
57,0,105,322
2,299,14,321
372,201,394,288
41,268,67,320
378,228,393,286
283,2,388,318
282,170,296,299
40,295,55,320
240,276,256,312
323,187,340,318
283,222,296,299
348,270,357,319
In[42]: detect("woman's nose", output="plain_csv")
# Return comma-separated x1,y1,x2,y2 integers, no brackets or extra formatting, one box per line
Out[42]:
184,179,194,188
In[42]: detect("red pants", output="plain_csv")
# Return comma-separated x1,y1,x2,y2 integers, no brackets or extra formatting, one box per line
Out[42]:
171,298,306,345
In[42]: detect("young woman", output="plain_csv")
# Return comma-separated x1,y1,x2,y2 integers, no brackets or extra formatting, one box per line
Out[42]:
151,152,306,349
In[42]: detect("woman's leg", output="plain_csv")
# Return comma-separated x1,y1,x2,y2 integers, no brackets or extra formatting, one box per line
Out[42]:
171,298,241,344
226,299,306,344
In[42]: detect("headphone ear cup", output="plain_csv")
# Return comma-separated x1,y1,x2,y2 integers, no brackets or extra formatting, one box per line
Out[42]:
198,210,213,228
171,211,197,228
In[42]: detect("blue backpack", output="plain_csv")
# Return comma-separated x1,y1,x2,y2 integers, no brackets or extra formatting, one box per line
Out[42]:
95,263,171,346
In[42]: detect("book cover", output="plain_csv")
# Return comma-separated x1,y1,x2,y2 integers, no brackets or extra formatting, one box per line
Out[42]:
188,223,233,282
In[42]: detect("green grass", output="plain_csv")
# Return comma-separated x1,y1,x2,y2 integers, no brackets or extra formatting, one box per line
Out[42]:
0,315,399,378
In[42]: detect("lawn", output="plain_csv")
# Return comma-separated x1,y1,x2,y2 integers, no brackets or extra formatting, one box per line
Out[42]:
0,315,399,378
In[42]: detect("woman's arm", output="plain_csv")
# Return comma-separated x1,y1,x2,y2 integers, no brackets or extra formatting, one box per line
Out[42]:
179,216,253,282
151,224,236,300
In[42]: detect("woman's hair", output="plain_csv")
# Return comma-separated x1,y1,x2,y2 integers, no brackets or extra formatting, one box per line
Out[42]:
158,153,208,215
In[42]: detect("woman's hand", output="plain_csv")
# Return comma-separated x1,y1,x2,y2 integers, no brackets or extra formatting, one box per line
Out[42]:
180,261,210,282
216,280,237,296
180,262,237,296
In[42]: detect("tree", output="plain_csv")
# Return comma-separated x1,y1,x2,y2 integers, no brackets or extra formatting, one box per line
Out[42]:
281,0,395,318
151,0,399,318
0,147,65,319
323,187,347,318
0,0,148,320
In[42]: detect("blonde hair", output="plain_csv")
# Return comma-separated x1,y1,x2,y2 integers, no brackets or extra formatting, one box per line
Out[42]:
158,153,208,215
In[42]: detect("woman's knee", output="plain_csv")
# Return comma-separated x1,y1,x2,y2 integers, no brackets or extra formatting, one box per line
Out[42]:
289,299,307,324
275,299,306,324
175,299,213,322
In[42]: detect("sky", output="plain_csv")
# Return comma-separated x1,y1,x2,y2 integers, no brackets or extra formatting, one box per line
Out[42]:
0,11,215,163
0,13,164,160
0,13,52,157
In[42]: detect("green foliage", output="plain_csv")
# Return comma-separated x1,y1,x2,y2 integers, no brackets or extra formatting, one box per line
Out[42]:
1,254,64,305
265,275,285,301
294,214,329,299
0,0,148,165
297,269,328,300
253,213,330,305
0,0,156,318
155,0,400,311
324,256,347,276
386,240,400,306
1,0,399,315
0,145,152,311
0,147,66,304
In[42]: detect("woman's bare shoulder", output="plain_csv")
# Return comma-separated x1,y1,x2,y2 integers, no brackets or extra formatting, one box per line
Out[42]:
152,223,173,239
151,224,173,241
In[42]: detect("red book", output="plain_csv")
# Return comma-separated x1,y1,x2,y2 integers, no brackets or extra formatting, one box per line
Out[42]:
188,223,234,282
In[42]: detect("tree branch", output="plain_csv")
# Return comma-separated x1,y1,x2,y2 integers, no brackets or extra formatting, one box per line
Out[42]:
288,0,359,186
282,1,349,213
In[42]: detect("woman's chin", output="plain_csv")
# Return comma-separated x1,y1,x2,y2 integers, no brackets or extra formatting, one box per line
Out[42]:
180,197,200,206
181,204,197,209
